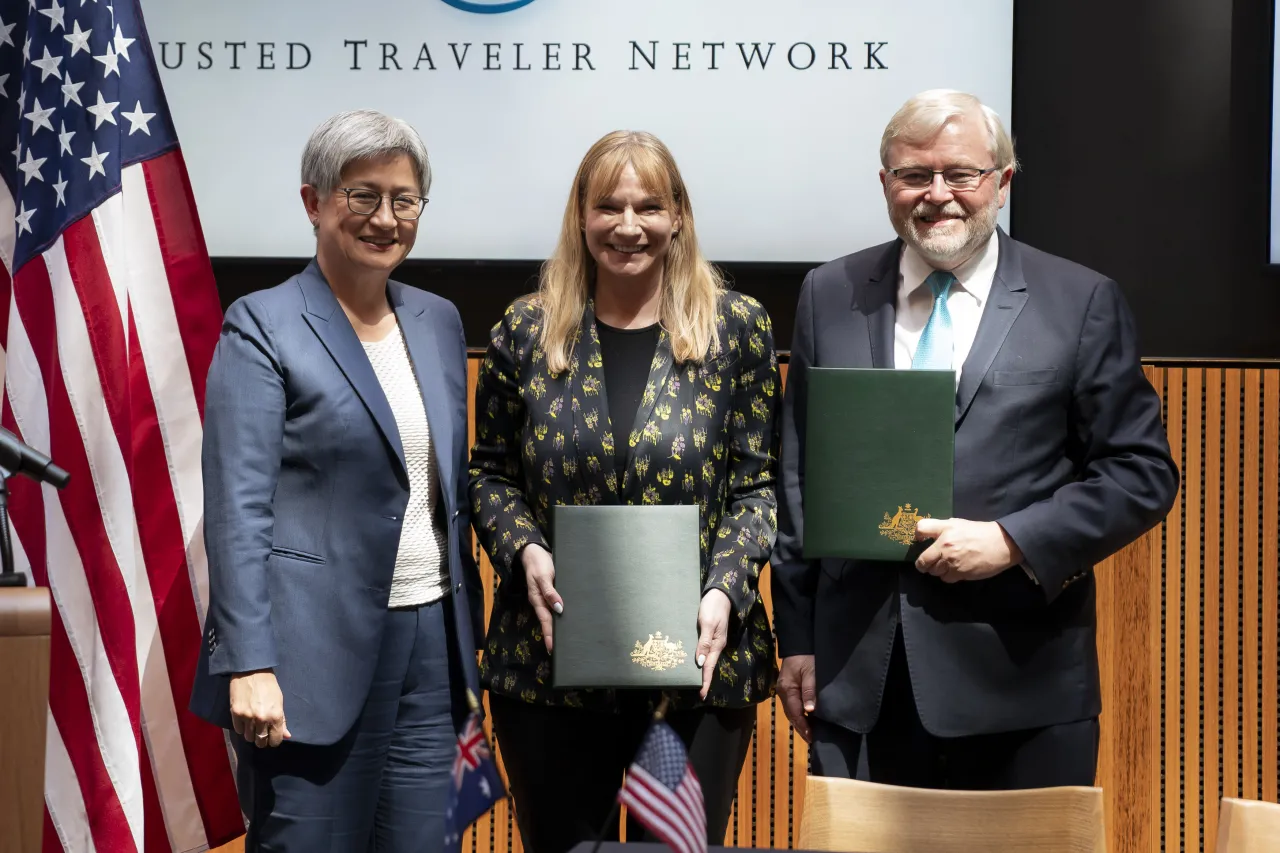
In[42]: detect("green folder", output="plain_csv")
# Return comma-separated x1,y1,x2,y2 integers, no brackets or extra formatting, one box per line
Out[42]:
803,367,955,561
551,505,702,689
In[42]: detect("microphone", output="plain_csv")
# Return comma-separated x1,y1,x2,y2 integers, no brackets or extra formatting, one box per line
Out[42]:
0,428,70,489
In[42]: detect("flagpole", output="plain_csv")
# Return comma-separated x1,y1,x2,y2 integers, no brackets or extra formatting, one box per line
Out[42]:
590,693,673,853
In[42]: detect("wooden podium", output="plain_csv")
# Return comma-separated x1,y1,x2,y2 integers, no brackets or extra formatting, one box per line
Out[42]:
0,586,52,853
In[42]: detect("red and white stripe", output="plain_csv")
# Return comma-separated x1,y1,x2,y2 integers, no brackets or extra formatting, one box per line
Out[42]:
0,151,243,852
618,762,707,853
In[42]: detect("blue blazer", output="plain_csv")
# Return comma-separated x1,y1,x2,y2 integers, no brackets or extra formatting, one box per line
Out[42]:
190,260,484,746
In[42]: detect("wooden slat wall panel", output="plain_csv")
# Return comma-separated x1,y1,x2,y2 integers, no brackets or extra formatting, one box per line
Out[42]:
1145,367,1280,853
1165,368,1186,853
1223,369,1242,810
211,363,1280,853
1202,369,1222,851
1243,371,1262,806
1262,371,1279,807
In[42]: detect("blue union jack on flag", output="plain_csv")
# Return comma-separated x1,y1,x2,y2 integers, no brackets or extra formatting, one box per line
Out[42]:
0,1,241,850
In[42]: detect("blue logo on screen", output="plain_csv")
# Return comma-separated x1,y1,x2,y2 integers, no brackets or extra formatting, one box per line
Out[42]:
440,0,537,12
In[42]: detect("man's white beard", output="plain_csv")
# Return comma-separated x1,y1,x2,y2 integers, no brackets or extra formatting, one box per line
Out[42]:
898,199,999,267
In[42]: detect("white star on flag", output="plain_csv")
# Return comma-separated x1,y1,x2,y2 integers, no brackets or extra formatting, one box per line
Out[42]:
58,120,74,154
15,199,37,234
24,96,55,133
18,147,47,184
80,140,109,178
31,44,62,81
0,73,8,98
86,88,118,127
113,23,134,60
38,0,66,32
121,100,154,135
0,16,15,47
61,70,83,105
93,43,119,76
53,170,68,206
64,19,91,55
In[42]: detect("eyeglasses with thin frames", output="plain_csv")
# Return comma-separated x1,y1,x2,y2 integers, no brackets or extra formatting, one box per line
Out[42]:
336,188,429,221
885,167,1000,191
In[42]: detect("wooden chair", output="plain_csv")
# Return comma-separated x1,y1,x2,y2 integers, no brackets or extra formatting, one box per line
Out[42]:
1215,797,1280,853
797,776,1106,853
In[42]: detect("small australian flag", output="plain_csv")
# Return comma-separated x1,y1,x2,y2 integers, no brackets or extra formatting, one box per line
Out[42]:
443,708,506,853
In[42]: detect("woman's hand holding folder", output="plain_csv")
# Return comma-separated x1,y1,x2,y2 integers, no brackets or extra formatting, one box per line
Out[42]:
521,543,564,652
696,589,732,699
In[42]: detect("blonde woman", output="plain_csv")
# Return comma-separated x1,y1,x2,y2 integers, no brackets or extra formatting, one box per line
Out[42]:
468,131,781,852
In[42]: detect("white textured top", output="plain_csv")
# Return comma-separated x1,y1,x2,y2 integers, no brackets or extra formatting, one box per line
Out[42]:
361,323,449,608
894,231,999,382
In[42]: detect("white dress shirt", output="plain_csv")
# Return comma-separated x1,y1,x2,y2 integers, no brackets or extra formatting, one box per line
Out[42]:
893,232,999,379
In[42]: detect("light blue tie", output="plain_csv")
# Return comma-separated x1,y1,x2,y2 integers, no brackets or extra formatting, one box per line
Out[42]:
912,270,956,370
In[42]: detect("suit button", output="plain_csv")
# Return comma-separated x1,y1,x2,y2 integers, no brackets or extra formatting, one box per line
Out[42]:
455,582,463,593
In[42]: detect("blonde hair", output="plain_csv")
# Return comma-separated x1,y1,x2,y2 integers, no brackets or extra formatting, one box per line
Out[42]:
880,89,1019,172
538,131,724,374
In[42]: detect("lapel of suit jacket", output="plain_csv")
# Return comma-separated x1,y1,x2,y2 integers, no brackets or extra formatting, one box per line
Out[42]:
619,323,675,503
299,259,406,476
854,239,902,369
567,300,620,503
955,229,1029,425
391,281,455,514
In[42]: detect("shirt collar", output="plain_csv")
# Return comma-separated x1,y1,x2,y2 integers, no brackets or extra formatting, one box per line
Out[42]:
899,230,999,306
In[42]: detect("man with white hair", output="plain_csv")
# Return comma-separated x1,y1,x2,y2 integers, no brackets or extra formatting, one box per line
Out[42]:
771,90,1178,787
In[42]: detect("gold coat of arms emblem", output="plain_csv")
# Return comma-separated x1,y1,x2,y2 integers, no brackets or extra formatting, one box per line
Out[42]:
631,631,687,671
879,503,928,545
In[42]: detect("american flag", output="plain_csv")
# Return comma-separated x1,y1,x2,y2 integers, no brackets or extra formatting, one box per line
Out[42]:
618,720,707,853
443,709,505,853
0,1,243,851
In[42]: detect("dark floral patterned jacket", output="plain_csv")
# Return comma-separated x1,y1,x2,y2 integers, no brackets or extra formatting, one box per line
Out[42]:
468,291,781,711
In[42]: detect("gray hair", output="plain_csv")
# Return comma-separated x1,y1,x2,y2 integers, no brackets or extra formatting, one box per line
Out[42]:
880,90,1018,171
300,109,432,196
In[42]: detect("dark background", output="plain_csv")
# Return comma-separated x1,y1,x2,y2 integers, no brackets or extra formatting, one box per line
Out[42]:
210,0,1280,359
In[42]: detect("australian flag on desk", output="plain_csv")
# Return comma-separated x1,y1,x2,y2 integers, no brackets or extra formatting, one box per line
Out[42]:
443,709,506,853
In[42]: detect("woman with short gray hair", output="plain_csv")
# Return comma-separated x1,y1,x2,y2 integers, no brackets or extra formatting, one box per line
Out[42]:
190,109,485,851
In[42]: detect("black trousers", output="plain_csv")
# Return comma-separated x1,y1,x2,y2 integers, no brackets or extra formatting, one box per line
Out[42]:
810,631,1099,789
489,694,755,853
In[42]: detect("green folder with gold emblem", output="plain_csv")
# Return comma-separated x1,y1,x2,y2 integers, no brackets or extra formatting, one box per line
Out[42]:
803,367,955,561
551,504,702,689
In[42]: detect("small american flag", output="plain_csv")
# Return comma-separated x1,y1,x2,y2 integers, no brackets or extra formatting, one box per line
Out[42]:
443,709,506,853
0,1,241,851
618,720,708,853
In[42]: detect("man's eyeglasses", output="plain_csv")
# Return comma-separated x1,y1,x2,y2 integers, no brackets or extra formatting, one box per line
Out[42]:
336,188,428,221
885,167,999,191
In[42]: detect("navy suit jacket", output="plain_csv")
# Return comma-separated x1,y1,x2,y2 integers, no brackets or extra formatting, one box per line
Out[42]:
190,260,484,746
772,230,1179,738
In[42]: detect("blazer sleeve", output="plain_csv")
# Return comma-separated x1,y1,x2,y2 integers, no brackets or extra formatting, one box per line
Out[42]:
468,304,549,584
704,299,783,625
444,303,486,649
997,278,1179,599
203,297,285,676
771,270,820,657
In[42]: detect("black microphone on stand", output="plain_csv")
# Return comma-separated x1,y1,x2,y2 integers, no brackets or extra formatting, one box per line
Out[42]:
0,428,71,588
